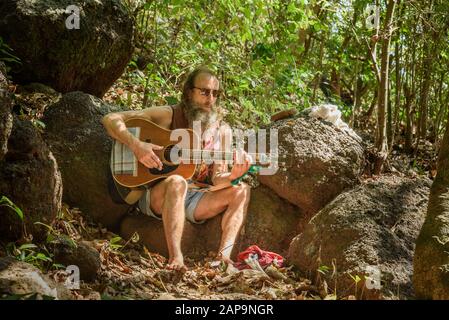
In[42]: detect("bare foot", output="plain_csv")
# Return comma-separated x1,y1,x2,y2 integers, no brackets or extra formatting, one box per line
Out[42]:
167,256,187,272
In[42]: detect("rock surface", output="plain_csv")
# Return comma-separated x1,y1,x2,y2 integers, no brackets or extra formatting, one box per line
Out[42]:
120,185,303,259
0,0,134,97
54,241,101,282
0,117,62,241
288,175,431,299
0,257,72,299
259,115,364,217
43,91,130,232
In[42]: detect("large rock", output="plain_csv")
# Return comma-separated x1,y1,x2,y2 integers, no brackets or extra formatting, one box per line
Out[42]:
239,185,305,256
414,121,449,299
258,116,364,216
120,185,302,259
120,210,221,260
0,117,62,241
0,257,72,299
0,0,134,97
54,241,101,282
288,175,431,299
0,63,13,160
43,91,129,232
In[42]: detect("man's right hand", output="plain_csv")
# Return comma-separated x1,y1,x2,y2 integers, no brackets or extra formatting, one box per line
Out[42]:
132,140,164,170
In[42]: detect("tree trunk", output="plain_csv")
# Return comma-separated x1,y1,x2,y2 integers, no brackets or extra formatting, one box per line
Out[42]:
404,82,414,154
351,63,359,127
416,1,434,142
374,0,396,175
414,114,449,299
405,27,418,154
390,7,403,151
387,78,393,149
431,72,446,144
361,89,378,129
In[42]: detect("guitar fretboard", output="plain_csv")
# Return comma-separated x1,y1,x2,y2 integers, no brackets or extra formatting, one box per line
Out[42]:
177,149,275,165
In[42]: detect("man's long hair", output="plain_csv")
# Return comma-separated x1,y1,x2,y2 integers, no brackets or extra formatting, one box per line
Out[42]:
180,66,223,127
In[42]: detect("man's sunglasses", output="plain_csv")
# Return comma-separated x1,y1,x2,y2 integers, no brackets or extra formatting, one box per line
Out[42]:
193,87,221,98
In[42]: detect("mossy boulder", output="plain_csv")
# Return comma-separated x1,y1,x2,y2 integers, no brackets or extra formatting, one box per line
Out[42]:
258,115,364,217
43,91,129,232
120,185,303,260
289,175,431,299
0,117,62,241
0,0,134,97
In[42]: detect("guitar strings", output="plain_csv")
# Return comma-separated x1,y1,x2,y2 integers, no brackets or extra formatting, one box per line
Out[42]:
177,149,278,162
176,149,278,157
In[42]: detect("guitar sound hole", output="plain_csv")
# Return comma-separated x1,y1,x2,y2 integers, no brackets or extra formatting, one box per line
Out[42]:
164,145,182,164
149,145,181,175
149,164,179,175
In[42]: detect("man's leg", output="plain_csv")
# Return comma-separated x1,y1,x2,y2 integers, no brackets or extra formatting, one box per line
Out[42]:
192,183,251,263
149,175,188,271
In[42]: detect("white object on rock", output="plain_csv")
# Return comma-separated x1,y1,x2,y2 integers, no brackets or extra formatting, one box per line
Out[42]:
305,104,359,139
309,104,341,123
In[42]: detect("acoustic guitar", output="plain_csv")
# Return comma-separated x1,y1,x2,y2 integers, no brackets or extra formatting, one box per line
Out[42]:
110,117,278,189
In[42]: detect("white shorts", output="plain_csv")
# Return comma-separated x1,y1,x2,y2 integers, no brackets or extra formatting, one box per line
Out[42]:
137,187,206,224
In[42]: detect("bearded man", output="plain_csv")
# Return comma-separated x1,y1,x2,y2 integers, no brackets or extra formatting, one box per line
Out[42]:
102,67,252,271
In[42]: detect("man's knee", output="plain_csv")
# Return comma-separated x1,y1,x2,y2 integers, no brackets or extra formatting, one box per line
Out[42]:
165,175,188,193
230,182,251,201
237,182,250,195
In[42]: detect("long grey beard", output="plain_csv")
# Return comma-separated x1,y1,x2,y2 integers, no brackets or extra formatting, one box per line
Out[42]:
184,102,219,130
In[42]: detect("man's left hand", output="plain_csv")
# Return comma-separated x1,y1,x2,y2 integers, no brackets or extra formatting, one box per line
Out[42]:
229,150,252,181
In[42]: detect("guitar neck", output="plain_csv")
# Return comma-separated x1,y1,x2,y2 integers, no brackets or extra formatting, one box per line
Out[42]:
178,149,277,166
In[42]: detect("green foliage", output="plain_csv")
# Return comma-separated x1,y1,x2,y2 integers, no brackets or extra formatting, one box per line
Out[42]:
31,119,46,130
0,36,21,72
129,0,329,127
6,242,54,270
349,273,363,298
122,0,449,149
108,233,140,252
317,265,330,275
36,221,77,250
349,274,362,284
1,207,78,271
0,195,24,221
109,236,124,251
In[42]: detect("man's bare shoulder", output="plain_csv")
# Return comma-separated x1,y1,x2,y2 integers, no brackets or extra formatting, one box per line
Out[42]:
139,105,172,117
138,105,173,128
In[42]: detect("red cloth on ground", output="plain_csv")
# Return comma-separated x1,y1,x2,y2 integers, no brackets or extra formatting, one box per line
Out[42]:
234,245,284,270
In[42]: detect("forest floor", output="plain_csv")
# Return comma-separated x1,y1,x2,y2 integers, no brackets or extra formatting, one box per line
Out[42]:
42,205,337,301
